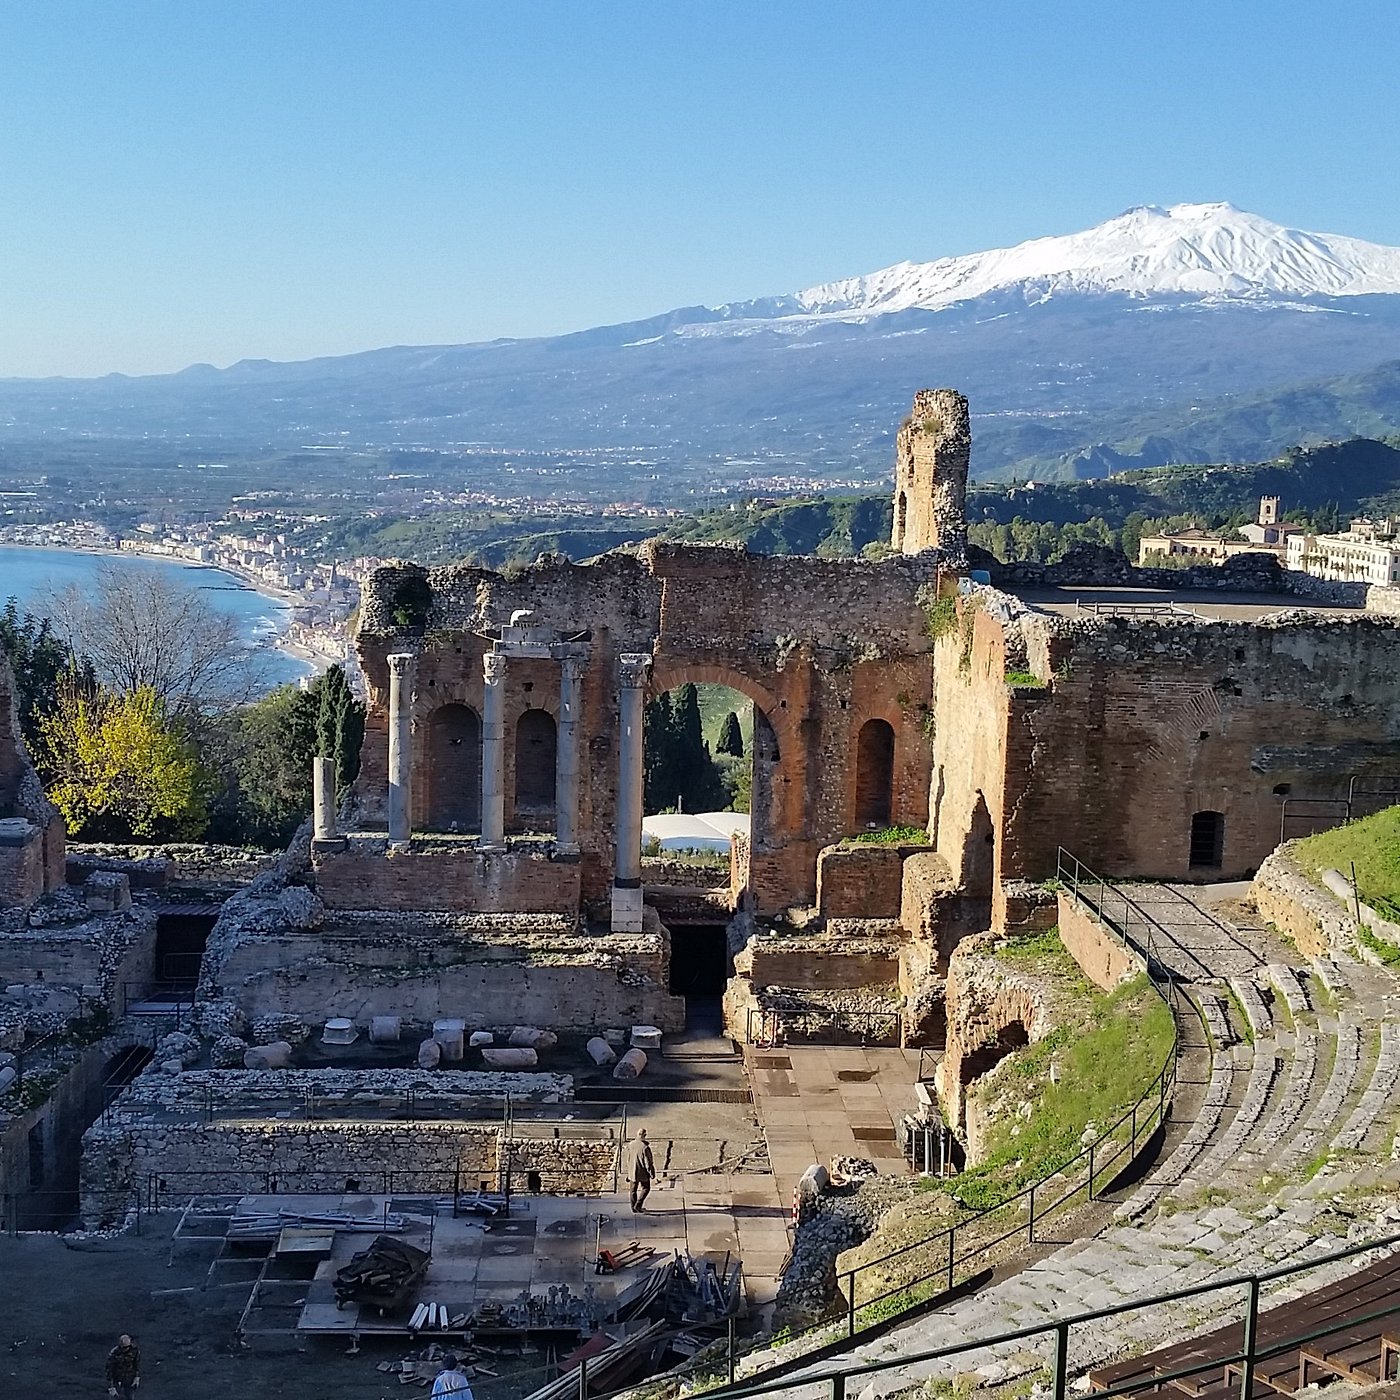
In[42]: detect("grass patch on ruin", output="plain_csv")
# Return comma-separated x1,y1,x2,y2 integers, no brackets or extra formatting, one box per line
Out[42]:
1358,924,1400,966
851,825,928,845
1004,669,1047,689
1223,983,1255,1044
1294,806,1400,920
931,972,1175,1213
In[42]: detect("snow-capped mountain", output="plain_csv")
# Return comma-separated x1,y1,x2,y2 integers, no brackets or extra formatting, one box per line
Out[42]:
767,202,1400,319
7,202,1400,487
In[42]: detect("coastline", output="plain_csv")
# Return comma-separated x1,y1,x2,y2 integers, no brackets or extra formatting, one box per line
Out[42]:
0,538,332,675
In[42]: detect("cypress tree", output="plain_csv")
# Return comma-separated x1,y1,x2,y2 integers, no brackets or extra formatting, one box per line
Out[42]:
716,710,744,758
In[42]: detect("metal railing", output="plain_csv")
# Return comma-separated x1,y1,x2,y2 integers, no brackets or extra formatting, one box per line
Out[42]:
744,1005,901,1048
712,1231,1400,1400
713,850,1188,1382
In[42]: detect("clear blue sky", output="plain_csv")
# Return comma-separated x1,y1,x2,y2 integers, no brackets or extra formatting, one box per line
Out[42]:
2,0,1397,377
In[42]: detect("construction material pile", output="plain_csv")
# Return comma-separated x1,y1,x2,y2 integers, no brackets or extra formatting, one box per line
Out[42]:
333,1235,431,1315
228,1206,411,1242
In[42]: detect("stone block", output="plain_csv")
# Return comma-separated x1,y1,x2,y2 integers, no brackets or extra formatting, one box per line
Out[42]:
585,1036,616,1067
482,1047,538,1069
613,1048,647,1080
370,1016,402,1044
630,1025,662,1051
509,1026,556,1050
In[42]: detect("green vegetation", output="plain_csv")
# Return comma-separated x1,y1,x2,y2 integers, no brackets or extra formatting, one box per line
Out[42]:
922,592,958,642
35,679,206,840
1004,669,1047,688
715,710,744,758
1223,982,1255,1044
665,493,891,557
932,965,1175,1212
4,579,365,847
1294,805,1400,921
851,825,927,845
1358,925,1400,967
0,599,94,751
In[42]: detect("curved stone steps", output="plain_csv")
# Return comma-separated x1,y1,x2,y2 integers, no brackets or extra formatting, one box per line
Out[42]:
1311,958,1350,1002
778,1212,1360,1400
1266,962,1311,1020
1168,1038,1280,1200
1274,1016,1363,1173
1115,1041,1234,1221
1331,1020,1400,1154
1223,1029,1318,1186
1228,975,1274,1038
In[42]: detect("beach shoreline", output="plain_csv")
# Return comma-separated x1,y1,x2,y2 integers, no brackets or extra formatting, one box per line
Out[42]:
0,538,327,677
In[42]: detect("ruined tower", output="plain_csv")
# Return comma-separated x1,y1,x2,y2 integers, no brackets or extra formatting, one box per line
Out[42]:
891,388,970,563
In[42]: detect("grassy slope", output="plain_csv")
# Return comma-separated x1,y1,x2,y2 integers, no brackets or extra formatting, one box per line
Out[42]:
1293,805,1400,920
946,936,1175,1210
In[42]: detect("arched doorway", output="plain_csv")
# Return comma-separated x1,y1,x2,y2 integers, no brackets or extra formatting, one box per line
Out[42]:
426,704,481,831
854,718,895,829
514,708,557,827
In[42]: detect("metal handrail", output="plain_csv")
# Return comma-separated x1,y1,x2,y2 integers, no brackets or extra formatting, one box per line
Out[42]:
715,1230,1400,1400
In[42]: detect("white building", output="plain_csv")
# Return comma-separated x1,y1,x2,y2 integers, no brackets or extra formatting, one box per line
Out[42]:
1286,517,1400,585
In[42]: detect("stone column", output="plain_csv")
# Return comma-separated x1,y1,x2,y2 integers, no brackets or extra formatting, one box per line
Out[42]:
481,651,506,850
611,653,650,932
312,755,338,842
386,652,416,847
555,657,583,854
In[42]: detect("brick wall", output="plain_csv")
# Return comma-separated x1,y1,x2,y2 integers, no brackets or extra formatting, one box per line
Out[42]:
815,844,908,920
1055,892,1145,992
314,840,581,913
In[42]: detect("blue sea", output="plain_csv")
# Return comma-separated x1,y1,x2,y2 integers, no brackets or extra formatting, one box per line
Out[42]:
0,544,314,689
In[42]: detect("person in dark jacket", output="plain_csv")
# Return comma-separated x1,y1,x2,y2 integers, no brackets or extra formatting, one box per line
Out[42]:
626,1127,656,1211
106,1335,141,1399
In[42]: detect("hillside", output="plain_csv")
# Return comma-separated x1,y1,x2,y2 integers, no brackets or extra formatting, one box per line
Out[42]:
662,437,1400,560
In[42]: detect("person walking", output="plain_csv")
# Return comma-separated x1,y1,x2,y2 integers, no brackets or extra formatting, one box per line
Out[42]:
431,1354,473,1397
626,1127,656,1212
105,1334,141,1399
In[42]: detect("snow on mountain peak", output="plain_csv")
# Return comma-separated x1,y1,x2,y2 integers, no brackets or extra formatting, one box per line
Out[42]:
781,204,1400,319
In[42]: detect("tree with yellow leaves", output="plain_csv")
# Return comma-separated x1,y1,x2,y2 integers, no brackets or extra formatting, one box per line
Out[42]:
35,675,205,840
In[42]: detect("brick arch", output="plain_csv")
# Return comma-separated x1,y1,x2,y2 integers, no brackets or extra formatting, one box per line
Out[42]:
425,703,481,831
647,660,798,756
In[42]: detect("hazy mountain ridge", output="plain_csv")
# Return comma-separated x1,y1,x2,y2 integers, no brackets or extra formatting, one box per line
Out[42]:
7,204,1400,486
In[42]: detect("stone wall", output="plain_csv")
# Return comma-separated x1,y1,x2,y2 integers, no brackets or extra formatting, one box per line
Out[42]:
1055,891,1145,992
736,930,903,993
312,837,582,913
926,589,1400,888
1251,847,1354,959
82,1117,618,1227
0,897,156,1011
934,935,1054,1137
79,1064,616,1226
892,388,970,563
815,844,910,920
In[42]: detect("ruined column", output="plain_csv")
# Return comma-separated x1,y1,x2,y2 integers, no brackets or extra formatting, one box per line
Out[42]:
312,755,338,841
555,656,583,854
611,653,650,933
386,652,416,846
481,651,506,850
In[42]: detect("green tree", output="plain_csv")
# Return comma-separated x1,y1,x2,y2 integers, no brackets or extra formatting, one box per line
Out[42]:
716,710,744,758
644,692,681,813
0,598,94,750
34,677,205,840
313,664,365,794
